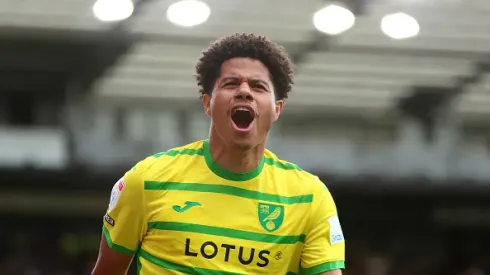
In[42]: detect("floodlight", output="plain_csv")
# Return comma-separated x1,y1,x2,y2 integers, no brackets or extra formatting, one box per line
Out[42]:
313,4,355,35
381,12,420,39
93,0,134,22
167,0,211,27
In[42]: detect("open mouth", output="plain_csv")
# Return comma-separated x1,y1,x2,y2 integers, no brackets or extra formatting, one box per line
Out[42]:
231,107,255,130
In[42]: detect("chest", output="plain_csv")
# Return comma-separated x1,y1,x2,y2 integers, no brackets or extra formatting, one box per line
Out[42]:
143,182,309,273
146,180,309,236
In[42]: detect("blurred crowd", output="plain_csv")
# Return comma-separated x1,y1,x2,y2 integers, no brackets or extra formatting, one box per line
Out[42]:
1,231,488,275
1,200,489,275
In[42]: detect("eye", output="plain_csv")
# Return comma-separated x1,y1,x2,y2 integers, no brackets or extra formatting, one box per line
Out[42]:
251,82,267,91
222,80,239,88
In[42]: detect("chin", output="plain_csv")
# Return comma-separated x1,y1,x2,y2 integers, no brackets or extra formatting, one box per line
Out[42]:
231,139,254,151
237,144,252,151
230,132,269,151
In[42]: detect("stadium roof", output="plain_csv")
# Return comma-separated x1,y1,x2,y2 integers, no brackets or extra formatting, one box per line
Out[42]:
0,0,489,117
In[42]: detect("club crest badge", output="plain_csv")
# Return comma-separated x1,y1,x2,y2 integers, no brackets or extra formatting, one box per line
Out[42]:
258,203,284,232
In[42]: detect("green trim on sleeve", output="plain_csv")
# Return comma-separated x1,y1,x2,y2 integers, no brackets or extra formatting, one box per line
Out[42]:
136,251,142,275
102,225,136,256
300,261,345,275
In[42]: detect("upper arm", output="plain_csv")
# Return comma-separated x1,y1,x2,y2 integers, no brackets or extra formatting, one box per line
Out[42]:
300,181,345,275
93,234,133,275
92,167,147,275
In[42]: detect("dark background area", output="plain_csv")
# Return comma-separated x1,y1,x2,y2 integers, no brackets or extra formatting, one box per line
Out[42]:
2,170,490,275
2,0,490,274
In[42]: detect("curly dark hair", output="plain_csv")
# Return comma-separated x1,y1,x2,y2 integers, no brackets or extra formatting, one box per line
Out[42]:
195,33,294,100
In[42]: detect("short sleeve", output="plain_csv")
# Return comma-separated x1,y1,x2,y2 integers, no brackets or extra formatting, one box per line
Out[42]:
102,167,147,256
300,182,345,275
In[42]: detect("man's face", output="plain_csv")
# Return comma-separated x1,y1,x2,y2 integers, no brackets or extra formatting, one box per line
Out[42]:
202,57,284,150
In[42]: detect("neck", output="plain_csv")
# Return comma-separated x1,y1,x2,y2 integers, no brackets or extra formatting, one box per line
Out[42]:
208,131,265,174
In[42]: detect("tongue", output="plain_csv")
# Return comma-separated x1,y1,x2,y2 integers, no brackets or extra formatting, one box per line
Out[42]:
235,121,250,129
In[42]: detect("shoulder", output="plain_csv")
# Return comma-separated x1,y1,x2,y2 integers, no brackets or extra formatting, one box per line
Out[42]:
151,140,205,159
131,140,205,177
264,149,326,193
119,140,205,196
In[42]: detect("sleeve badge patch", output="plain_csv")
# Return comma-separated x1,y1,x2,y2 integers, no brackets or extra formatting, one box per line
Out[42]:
328,216,344,245
104,213,115,226
108,177,125,212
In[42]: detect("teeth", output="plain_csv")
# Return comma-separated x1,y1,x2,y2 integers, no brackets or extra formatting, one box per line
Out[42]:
233,107,250,114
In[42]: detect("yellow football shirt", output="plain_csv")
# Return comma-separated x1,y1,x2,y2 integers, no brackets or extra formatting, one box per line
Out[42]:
102,140,345,275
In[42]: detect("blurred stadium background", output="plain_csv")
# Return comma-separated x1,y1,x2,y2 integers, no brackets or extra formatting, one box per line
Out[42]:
1,0,490,274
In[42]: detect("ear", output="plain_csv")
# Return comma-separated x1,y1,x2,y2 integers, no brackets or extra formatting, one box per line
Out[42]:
202,94,212,117
273,100,284,122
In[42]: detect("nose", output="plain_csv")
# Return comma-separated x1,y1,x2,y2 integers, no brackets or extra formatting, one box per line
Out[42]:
234,82,254,101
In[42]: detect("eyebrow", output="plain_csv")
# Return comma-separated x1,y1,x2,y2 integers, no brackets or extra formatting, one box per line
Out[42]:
220,76,271,89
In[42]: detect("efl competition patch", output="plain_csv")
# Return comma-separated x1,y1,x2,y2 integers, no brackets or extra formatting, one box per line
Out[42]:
328,216,344,245
104,213,115,226
108,177,125,212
